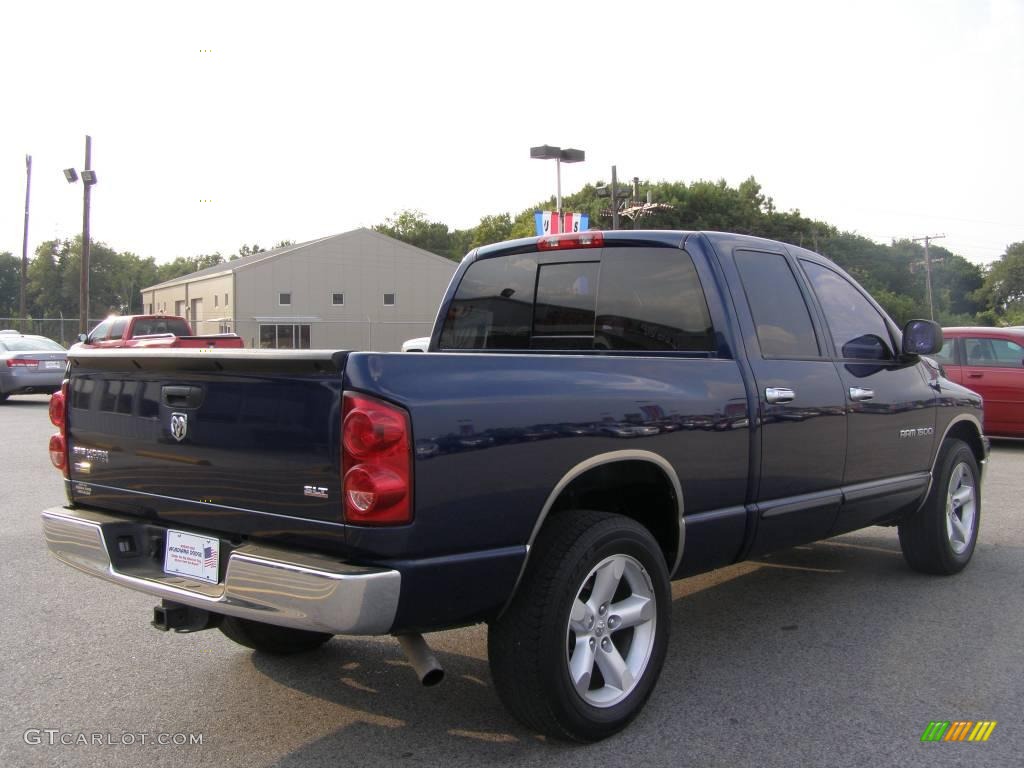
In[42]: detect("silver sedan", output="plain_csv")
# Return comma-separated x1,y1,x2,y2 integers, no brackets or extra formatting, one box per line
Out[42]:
0,334,67,402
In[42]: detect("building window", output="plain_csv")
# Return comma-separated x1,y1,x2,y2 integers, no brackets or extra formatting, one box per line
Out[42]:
225,293,229,307
383,293,396,306
332,293,345,305
259,324,310,349
214,295,219,307
146,304,153,314
279,293,291,306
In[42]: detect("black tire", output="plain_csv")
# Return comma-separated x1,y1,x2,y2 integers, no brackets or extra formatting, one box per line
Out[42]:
0,393,8,403
898,439,981,575
218,616,333,655
488,511,671,742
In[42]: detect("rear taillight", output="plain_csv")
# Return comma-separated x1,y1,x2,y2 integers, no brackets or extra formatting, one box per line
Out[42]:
342,393,412,525
48,381,69,477
537,231,605,251
49,384,66,431
7,358,40,367
49,434,67,472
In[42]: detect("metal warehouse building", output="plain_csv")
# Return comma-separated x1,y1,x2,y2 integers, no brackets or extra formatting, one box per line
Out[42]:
139,229,458,351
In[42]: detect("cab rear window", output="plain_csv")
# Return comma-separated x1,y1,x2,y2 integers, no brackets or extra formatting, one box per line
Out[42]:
439,247,715,352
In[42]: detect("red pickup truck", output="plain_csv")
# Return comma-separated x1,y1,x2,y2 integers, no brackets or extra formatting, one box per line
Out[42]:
75,314,244,349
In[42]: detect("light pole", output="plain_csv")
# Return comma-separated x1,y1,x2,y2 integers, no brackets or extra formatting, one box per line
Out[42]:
20,155,31,332
64,135,97,334
530,145,585,223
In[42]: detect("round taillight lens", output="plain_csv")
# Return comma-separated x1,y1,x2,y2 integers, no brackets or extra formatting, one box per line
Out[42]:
49,389,66,430
49,433,67,471
344,465,407,518
343,409,404,459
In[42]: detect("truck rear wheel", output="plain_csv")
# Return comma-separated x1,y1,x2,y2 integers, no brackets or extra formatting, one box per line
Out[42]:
488,511,670,742
219,616,333,655
898,438,980,575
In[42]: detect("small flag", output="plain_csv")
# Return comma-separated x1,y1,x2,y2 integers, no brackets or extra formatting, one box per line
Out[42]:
203,546,217,570
535,211,590,236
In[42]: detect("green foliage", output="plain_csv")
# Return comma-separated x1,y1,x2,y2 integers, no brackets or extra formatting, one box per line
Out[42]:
238,244,265,258
0,252,20,317
11,177,1001,332
374,176,992,327
156,253,223,283
469,213,513,251
374,211,456,260
22,238,161,319
978,242,1024,323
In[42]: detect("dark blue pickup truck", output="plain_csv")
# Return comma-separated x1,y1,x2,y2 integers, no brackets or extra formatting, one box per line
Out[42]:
42,230,986,741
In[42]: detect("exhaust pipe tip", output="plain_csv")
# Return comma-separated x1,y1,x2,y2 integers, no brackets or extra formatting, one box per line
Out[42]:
420,666,445,687
395,633,445,687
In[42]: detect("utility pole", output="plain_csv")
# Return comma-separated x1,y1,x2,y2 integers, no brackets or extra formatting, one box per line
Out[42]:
611,166,620,230
20,155,31,331
80,135,93,334
911,234,945,320
596,166,633,230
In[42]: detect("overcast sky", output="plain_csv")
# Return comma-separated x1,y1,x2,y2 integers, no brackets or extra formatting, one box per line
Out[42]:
1,0,1021,266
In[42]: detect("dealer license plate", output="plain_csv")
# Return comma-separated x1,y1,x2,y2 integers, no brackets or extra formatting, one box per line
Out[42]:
43,360,62,369
163,530,220,584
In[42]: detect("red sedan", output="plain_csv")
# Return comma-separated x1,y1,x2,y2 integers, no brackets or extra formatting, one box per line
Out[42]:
936,327,1024,437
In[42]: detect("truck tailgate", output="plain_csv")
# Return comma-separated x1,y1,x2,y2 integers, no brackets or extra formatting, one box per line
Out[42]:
65,349,348,534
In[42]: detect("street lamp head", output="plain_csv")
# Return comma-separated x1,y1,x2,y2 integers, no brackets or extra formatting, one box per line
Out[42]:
560,148,585,163
63,168,79,183
80,169,98,185
530,145,562,160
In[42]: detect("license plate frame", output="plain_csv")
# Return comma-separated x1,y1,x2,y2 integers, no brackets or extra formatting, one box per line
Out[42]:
163,530,220,584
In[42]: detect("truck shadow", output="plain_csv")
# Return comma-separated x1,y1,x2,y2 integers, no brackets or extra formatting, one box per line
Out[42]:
231,527,976,765
0,397,51,408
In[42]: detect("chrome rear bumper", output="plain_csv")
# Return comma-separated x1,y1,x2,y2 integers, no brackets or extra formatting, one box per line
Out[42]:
41,506,400,635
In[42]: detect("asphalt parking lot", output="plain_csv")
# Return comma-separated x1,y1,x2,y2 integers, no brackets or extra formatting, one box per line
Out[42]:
1,394,1020,767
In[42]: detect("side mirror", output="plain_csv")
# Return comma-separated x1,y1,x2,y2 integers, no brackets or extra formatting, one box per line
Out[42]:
77,333,87,343
902,319,942,356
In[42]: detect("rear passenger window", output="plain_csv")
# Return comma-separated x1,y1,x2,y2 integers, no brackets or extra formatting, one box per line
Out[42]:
597,249,714,351
802,261,893,361
964,337,1024,367
441,253,538,349
439,248,715,352
735,251,820,358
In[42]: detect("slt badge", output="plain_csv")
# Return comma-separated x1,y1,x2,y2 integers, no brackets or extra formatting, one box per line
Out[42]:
170,412,188,442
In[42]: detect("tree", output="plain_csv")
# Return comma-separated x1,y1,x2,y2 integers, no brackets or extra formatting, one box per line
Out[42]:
978,242,1024,323
238,244,266,258
469,213,513,250
374,210,455,259
156,253,224,283
0,252,19,317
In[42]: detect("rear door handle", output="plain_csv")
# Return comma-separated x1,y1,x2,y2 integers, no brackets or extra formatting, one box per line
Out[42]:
968,372,983,379
849,387,875,401
765,387,795,404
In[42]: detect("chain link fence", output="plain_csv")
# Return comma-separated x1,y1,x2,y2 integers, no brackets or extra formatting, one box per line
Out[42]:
0,318,101,347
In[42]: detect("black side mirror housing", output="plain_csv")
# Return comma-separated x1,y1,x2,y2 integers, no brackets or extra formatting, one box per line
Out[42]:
902,319,942,356
77,333,87,343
